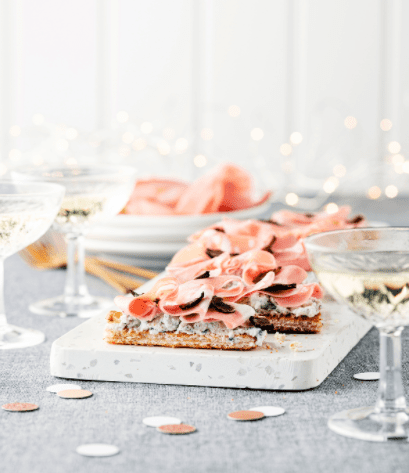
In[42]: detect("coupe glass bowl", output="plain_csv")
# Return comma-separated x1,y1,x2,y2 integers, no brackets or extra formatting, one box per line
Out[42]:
0,181,65,348
305,227,409,442
13,165,137,317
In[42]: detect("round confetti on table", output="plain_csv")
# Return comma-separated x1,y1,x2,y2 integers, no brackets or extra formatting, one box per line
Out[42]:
227,410,264,421
143,416,182,427
157,424,196,435
2,403,39,412
76,443,119,457
57,389,93,399
353,372,380,381
46,384,81,393
249,406,285,417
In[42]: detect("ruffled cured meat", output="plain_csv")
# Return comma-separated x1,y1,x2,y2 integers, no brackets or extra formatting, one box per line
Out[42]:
123,178,188,215
122,163,270,216
159,280,214,320
188,218,297,254
167,252,229,283
175,163,270,215
270,283,324,308
113,276,256,331
270,206,367,239
114,295,160,321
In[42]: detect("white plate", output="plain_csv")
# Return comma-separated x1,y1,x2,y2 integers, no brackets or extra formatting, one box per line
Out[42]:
87,198,273,242
84,239,184,257
85,220,389,259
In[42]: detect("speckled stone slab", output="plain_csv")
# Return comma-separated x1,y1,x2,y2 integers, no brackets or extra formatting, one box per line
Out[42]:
50,301,372,390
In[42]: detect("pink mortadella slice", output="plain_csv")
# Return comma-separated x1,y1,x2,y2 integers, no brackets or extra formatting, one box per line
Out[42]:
168,242,209,267
174,170,225,214
124,178,188,215
167,253,229,284
159,280,214,319
204,276,246,298
273,283,324,308
273,265,308,285
146,277,180,300
240,250,278,286
114,296,160,321
200,305,253,329
124,199,176,216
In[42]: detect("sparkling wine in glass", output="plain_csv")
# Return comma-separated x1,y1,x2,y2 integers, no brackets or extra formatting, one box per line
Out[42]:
13,165,137,318
305,227,409,442
0,181,65,348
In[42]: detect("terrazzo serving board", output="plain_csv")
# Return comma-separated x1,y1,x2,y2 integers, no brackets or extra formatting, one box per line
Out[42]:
50,300,372,391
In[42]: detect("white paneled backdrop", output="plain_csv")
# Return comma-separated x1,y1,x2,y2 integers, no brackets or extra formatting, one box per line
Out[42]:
1,0,409,204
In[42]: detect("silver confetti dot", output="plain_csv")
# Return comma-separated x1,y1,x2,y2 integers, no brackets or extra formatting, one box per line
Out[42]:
76,443,119,457
143,416,182,427
46,384,81,393
249,406,285,417
353,372,380,381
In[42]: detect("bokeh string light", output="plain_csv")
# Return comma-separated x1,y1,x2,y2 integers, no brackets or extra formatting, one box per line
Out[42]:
3,104,405,211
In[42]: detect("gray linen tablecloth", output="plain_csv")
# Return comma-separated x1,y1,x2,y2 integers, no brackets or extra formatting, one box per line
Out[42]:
1,198,409,473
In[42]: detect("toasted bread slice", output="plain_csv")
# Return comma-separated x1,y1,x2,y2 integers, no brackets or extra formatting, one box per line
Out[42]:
105,310,263,351
250,312,322,334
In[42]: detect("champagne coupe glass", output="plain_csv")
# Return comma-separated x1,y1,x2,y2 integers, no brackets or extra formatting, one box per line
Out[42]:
305,227,409,442
13,165,137,318
0,181,65,349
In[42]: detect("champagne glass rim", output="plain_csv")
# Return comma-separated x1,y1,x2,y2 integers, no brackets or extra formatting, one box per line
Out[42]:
0,180,65,198
304,226,409,253
11,164,137,181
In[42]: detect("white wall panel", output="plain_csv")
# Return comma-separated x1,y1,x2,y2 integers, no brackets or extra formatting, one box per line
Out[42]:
0,0,408,195
117,0,192,133
22,0,96,129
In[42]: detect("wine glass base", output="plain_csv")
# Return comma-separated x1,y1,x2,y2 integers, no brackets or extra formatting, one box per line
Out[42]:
29,295,114,318
0,324,45,349
328,406,409,442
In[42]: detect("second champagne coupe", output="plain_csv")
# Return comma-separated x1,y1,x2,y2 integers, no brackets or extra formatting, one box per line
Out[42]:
13,165,137,318
0,181,65,348
305,227,409,442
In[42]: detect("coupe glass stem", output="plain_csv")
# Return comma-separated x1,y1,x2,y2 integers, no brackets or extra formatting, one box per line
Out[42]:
64,232,90,304
375,327,407,421
0,258,6,328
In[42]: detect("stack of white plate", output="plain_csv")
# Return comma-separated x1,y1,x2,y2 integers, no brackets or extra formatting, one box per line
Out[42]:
85,199,272,269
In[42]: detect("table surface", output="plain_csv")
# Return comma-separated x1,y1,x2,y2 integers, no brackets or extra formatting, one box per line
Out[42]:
2,198,409,473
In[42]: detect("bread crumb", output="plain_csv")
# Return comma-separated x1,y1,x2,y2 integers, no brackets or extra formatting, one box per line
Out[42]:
290,342,302,352
274,332,286,343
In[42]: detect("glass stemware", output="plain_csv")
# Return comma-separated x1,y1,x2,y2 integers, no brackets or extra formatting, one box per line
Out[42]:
0,181,65,349
305,227,409,442
13,165,137,318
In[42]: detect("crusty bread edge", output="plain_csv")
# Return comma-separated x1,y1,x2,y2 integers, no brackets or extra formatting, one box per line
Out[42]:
105,311,258,351
250,312,323,334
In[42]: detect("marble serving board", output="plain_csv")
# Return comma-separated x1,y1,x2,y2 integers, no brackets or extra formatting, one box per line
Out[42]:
50,301,372,391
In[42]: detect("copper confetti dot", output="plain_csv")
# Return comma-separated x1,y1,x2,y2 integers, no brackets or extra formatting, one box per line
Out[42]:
157,424,196,435
57,389,93,399
227,410,264,421
2,403,39,412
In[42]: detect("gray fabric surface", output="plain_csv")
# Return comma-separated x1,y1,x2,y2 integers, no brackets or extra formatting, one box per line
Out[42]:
2,200,409,473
